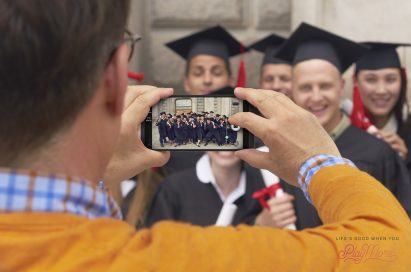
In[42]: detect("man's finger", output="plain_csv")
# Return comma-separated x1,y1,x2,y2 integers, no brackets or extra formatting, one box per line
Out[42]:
279,216,297,227
229,112,270,142
235,149,273,171
124,85,161,109
267,194,294,206
234,87,295,118
143,149,170,168
124,87,173,124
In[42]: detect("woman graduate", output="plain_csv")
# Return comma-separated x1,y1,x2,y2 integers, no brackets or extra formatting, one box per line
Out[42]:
353,42,411,173
146,151,266,227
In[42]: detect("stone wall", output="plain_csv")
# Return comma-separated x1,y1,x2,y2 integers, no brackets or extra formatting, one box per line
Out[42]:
291,0,411,100
128,0,411,99
128,0,292,94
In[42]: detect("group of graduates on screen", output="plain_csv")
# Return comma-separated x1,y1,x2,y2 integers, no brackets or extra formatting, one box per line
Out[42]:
155,111,239,147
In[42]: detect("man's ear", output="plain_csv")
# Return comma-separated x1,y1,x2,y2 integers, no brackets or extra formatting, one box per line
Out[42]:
104,43,128,116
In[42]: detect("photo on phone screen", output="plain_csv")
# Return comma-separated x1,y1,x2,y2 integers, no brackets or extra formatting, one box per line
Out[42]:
142,95,253,151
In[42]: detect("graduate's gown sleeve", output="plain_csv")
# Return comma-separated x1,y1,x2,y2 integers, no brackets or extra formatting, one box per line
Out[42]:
336,125,411,218
115,165,411,271
397,116,411,175
375,146,411,217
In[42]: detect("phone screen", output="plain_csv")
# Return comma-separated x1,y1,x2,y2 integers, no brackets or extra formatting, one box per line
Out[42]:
143,95,252,151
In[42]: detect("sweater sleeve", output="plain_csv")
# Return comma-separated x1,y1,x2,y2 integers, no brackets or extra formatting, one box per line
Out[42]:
114,165,411,272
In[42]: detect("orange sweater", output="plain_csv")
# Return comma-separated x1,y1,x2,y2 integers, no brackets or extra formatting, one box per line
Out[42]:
0,165,410,271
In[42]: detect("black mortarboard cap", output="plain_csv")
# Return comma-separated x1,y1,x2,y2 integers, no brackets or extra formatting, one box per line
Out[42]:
275,22,369,73
356,42,411,71
248,34,290,65
166,25,243,61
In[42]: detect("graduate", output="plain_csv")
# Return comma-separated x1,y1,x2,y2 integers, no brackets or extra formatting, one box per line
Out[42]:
173,116,185,147
154,112,168,147
146,151,266,227
164,25,245,173
249,33,293,97
248,34,297,228
274,23,411,228
353,43,411,173
166,118,175,144
194,115,203,147
166,25,243,95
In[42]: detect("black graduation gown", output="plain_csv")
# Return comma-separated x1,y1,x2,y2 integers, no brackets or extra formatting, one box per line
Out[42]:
218,121,227,144
182,122,190,140
397,115,411,175
145,164,266,227
195,121,204,140
173,123,186,143
189,121,197,141
166,122,175,140
155,119,168,142
281,125,411,230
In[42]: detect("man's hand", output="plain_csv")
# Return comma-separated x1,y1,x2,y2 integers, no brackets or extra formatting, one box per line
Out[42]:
255,193,297,228
103,85,173,183
229,88,340,186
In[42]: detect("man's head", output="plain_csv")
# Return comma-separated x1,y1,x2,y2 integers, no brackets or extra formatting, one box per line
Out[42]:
275,23,368,133
0,0,130,165
249,34,293,97
260,64,292,97
184,54,232,94
292,59,345,133
166,26,243,95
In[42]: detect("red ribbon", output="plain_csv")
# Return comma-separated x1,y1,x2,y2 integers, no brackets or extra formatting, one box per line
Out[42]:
128,71,145,82
252,183,282,209
350,75,372,130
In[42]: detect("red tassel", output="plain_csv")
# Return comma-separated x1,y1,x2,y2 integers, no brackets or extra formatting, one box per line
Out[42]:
350,76,372,130
128,71,145,82
236,44,246,87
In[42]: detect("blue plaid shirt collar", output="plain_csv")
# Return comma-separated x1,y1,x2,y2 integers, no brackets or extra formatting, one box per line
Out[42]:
0,168,122,220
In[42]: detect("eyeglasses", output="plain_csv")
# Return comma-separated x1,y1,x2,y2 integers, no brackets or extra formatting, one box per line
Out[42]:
108,29,142,63
124,29,142,61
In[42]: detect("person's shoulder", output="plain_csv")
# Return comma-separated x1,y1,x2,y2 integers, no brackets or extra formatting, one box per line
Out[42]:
342,125,386,145
342,125,398,157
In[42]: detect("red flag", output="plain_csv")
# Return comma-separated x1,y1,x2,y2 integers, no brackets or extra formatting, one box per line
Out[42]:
236,44,246,87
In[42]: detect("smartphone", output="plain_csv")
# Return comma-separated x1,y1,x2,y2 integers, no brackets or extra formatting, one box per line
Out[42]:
142,95,254,151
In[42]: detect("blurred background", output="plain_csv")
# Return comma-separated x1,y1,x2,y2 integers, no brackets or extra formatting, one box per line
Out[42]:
127,0,411,98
